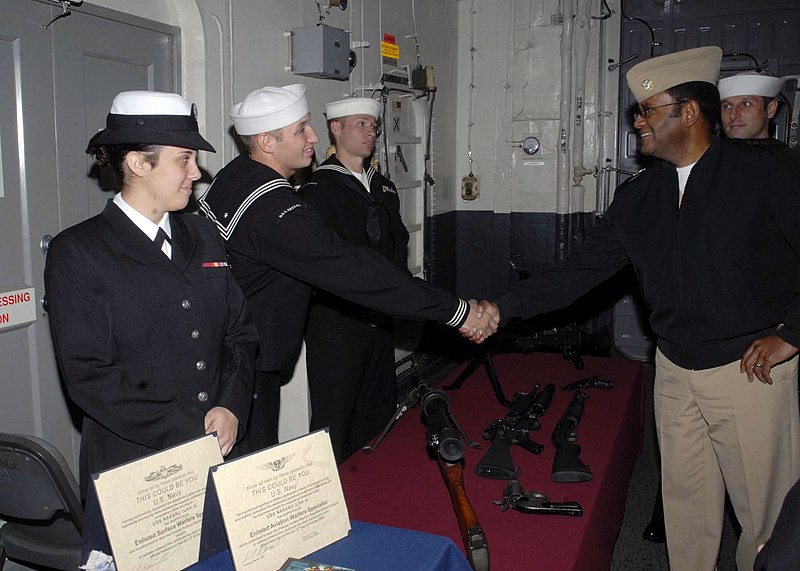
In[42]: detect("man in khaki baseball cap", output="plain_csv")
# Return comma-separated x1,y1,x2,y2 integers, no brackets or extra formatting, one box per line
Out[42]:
626,46,722,103
486,45,800,571
624,46,799,571
624,46,721,169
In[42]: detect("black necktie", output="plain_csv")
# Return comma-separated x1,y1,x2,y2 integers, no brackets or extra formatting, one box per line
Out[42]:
365,203,382,246
154,228,171,257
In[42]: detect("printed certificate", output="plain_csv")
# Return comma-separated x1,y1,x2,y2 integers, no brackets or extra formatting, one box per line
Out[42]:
211,430,350,569
92,434,223,570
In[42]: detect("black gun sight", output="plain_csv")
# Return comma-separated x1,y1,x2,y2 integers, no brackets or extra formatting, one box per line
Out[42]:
422,389,465,463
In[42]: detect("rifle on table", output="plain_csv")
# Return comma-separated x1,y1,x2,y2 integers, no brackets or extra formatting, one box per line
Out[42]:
422,389,490,571
475,383,556,480
493,479,583,516
551,390,593,483
494,324,590,370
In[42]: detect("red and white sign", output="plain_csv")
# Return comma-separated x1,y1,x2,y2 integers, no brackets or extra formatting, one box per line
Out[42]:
0,286,36,331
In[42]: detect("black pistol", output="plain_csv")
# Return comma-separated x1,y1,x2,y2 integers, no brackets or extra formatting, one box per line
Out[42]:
493,479,583,516
551,390,592,483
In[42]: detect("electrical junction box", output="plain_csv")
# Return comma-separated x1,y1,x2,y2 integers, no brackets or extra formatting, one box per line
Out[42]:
291,24,350,81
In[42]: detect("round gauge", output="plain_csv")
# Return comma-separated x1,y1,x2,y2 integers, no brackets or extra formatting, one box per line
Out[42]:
522,136,541,156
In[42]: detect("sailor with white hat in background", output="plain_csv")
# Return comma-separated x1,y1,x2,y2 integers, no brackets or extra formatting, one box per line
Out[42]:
718,71,785,139
198,86,495,455
298,98,407,463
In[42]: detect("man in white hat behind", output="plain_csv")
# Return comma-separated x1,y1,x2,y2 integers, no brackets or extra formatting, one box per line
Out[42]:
718,71,785,139
477,46,800,570
198,86,496,456
298,98,406,462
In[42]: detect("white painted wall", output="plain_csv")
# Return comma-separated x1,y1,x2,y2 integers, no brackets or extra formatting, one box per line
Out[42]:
86,0,621,220
453,0,622,216
86,0,459,205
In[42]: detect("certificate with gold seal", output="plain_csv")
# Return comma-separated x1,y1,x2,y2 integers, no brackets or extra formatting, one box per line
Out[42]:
210,429,350,569
92,434,223,570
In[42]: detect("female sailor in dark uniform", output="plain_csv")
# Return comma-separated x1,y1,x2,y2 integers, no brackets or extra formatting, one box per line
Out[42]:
44,91,258,495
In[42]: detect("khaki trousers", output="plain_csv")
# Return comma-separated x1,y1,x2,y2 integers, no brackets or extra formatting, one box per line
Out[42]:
654,349,800,571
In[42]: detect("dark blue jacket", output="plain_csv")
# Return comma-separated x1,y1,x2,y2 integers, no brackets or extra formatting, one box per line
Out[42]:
497,138,800,369
45,201,257,491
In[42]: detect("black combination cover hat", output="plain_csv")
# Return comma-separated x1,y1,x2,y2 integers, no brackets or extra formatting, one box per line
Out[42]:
86,90,215,153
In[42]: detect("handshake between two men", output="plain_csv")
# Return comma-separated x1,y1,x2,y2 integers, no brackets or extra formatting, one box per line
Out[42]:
459,300,501,344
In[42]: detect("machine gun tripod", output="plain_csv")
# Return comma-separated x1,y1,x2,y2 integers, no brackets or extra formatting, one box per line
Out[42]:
443,323,609,405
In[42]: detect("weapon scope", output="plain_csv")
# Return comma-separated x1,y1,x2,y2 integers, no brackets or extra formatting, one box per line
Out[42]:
422,389,465,463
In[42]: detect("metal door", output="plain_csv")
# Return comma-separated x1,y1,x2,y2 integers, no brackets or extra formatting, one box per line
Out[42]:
0,0,178,472
52,4,179,226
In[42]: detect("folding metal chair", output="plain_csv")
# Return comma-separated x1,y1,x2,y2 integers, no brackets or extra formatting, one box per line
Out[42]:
0,433,83,570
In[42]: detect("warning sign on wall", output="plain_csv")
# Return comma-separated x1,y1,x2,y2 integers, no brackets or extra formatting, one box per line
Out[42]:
381,33,399,66
0,286,37,332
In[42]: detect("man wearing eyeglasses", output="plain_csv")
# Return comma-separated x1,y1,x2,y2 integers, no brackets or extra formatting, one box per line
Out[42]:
298,98,408,463
479,46,800,570
718,71,785,140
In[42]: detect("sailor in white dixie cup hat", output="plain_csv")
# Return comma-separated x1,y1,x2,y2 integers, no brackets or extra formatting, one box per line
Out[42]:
320,97,382,183
228,84,310,136
226,83,317,179
298,97,409,463
718,71,786,139
45,91,258,496
324,97,382,118
198,83,321,453
198,86,494,455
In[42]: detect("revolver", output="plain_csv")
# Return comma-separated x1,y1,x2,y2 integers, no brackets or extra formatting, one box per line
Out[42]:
493,479,583,516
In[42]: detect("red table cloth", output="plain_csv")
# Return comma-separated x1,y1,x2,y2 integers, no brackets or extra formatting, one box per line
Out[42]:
339,352,645,571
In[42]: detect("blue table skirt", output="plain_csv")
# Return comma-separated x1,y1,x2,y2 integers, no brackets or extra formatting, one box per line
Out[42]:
187,520,472,571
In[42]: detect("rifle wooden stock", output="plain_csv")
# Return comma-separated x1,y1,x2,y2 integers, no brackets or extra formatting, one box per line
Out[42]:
437,456,490,571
